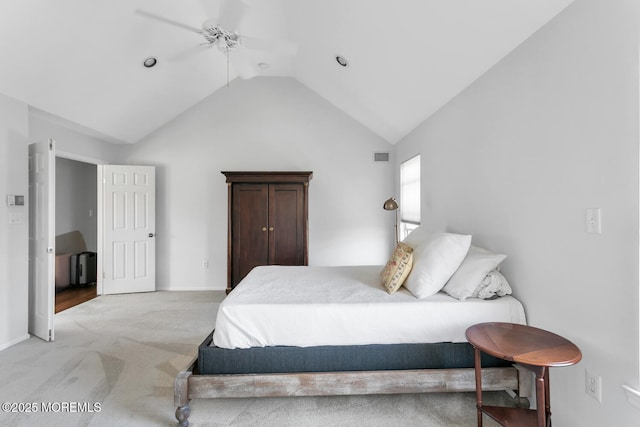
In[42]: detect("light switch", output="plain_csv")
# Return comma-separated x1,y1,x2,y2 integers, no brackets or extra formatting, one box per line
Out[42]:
585,208,602,234
6,194,24,206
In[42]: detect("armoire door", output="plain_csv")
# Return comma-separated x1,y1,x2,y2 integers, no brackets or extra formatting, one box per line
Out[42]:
231,183,269,287
268,184,304,266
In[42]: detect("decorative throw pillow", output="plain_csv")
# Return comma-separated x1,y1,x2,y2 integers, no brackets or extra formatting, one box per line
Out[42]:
380,242,414,294
403,232,472,298
443,246,507,301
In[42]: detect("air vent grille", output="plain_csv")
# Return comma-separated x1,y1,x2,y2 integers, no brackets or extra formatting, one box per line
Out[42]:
374,152,390,162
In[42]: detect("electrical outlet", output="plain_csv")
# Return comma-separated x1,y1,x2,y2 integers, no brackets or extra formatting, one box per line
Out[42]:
202,260,209,269
585,369,602,402
585,208,602,234
8,213,21,224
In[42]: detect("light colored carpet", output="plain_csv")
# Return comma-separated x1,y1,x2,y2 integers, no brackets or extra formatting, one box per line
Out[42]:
0,291,512,426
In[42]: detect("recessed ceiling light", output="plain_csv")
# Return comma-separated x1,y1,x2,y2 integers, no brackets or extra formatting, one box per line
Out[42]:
335,56,348,67
143,57,157,68
257,62,270,69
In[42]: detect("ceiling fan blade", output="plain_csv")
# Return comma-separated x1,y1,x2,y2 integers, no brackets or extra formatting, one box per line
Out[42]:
218,0,247,31
242,36,298,55
135,9,202,34
229,50,258,79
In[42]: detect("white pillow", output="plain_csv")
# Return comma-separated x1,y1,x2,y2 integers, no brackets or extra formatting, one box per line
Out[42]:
443,246,507,301
402,232,472,298
402,226,432,248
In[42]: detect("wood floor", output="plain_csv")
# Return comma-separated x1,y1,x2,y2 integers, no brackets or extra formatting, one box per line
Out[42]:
55,285,97,313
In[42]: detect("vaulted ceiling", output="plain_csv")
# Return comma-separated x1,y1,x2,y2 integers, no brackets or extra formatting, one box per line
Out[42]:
0,0,574,145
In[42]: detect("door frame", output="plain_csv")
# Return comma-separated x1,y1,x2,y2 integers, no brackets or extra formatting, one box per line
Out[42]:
97,164,104,295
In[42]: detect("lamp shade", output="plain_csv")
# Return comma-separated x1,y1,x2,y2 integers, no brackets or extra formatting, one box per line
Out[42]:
383,197,399,211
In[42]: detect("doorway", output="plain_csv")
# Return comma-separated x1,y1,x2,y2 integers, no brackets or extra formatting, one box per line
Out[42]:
54,157,98,312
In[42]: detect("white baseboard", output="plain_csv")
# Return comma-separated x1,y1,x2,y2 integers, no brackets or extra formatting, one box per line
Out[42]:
622,384,640,410
0,334,30,352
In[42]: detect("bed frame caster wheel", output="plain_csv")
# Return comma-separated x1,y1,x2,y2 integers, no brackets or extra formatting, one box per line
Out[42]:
175,405,191,427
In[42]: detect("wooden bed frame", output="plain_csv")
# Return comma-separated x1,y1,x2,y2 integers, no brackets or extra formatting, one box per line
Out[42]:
174,357,531,427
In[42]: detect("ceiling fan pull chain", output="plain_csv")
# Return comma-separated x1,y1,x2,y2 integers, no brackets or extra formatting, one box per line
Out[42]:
226,46,230,87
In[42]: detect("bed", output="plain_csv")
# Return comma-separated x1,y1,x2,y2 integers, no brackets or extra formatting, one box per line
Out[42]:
174,254,529,426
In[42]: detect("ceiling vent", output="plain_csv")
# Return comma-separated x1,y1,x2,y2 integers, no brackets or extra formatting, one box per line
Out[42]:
374,152,390,162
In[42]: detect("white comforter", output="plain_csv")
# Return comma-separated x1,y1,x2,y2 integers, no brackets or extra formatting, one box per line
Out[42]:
212,265,526,349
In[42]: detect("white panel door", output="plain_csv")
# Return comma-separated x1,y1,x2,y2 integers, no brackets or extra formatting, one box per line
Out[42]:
102,165,156,294
28,140,55,341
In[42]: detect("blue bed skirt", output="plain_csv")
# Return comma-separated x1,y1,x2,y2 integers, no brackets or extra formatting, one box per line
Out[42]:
197,330,511,374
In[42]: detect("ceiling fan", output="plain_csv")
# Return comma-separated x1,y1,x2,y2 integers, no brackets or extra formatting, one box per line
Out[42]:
135,0,297,82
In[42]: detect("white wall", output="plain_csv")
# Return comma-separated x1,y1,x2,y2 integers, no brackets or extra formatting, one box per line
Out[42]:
121,77,394,291
395,0,639,425
0,93,29,351
29,109,122,163
55,157,97,252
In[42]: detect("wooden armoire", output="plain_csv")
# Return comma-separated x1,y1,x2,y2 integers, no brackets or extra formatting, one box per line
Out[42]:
222,171,312,292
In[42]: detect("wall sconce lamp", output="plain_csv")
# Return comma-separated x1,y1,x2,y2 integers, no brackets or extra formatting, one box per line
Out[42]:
383,197,399,243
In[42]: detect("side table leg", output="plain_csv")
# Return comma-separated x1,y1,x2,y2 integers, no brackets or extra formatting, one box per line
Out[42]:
533,366,547,427
473,347,483,427
545,368,551,427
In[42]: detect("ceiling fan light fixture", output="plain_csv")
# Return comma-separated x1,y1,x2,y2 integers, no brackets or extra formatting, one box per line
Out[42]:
143,57,157,68
335,55,348,67
202,23,242,52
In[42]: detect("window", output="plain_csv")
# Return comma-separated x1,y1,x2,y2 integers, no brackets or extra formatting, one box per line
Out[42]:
400,155,420,239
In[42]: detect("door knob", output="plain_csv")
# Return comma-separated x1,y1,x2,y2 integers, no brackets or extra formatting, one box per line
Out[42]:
148,233,155,238
262,227,267,232
269,227,274,232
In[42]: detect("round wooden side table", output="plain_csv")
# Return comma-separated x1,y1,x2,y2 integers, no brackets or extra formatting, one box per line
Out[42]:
466,322,582,427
